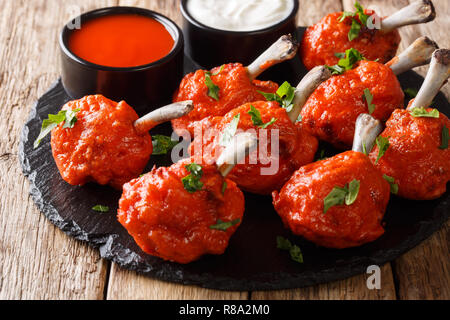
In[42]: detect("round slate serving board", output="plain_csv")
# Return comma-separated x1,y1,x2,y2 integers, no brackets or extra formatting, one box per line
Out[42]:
20,34,450,291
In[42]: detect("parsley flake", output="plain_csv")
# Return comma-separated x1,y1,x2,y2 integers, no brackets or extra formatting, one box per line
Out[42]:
326,48,365,75
363,88,376,114
152,135,179,155
404,88,418,99
383,174,398,194
182,163,204,193
409,107,440,118
92,205,109,213
220,114,240,147
248,105,277,129
348,19,361,41
204,71,220,101
276,236,303,263
258,81,296,112
323,179,360,213
439,125,449,150
34,109,80,148
210,218,240,231
375,135,390,164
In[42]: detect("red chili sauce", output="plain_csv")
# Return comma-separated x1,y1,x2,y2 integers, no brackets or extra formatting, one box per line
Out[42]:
69,14,174,68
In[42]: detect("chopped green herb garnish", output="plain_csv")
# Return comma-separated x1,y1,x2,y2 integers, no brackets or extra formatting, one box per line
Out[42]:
439,125,449,150
334,52,346,59
248,105,277,129
383,174,398,194
404,88,418,99
409,107,440,118
375,135,390,164
211,65,225,76
182,163,204,193
221,181,228,195
276,236,303,263
220,114,240,147
363,88,376,114
348,19,361,41
210,218,240,231
151,135,179,155
258,81,296,112
276,81,296,112
296,114,302,123
204,71,220,101
339,1,370,41
317,149,327,161
354,1,369,26
325,64,346,75
345,179,360,205
338,11,355,22
92,205,109,213
34,109,80,148
362,140,368,156
326,48,365,75
323,179,361,213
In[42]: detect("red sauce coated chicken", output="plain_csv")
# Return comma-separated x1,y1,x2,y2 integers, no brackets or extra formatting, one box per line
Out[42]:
173,63,278,136
301,60,404,149
301,1,435,70
116,130,259,265
273,114,391,248
191,101,318,194
369,108,450,200
301,11,400,70
273,151,390,248
369,49,450,200
118,159,244,263
189,66,331,194
172,35,299,136
51,95,152,189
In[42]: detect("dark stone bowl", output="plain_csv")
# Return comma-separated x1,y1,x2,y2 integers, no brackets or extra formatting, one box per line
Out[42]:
59,6,184,114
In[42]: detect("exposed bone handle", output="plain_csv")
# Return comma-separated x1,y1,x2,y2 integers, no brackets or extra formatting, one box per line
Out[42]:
352,114,383,154
287,66,332,123
386,36,439,75
408,49,450,110
216,133,258,177
134,101,193,134
380,0,436,33
246,34,299,81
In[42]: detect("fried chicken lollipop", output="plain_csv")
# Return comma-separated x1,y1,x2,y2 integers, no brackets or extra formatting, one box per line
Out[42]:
118,133,257,263
190,66,331,194
36,95,193,189
172,35,298,136
301,36,438,149
301,0,435,70
369,49,450,200
273,114,390,248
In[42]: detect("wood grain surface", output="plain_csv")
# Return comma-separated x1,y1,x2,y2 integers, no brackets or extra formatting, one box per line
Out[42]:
0,0,448,300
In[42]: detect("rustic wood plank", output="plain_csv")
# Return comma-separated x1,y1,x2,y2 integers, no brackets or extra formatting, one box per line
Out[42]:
107,263,248,300
253,264,396,300
0,0,117,300
393,221,450,300
296,0,343,26
118,0,182,24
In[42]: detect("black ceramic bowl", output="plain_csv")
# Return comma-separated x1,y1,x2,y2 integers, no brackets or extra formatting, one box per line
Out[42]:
60,7,184,114
180,0,301,84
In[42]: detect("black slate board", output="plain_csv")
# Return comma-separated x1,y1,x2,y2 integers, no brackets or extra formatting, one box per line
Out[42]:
19,37,450,292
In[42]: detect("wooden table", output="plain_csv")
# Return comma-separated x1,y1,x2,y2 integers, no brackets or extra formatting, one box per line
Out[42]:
0,0,448,300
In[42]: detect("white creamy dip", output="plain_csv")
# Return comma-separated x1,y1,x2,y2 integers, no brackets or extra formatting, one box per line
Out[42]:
186,0,295,32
